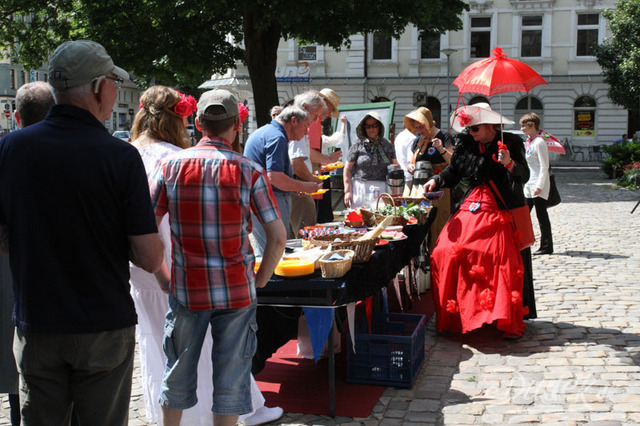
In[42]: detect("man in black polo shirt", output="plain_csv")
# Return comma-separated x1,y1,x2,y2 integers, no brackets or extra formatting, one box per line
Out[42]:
0,40,164,426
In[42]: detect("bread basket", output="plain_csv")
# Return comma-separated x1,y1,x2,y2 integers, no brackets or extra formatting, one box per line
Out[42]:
319,249,355,278
309,233,377,263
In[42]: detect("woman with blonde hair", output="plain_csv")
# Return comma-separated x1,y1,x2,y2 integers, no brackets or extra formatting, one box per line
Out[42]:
129,86,282,426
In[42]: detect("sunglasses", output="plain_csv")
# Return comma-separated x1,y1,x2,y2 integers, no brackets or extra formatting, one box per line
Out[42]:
466,125,481,132
364,123,380,129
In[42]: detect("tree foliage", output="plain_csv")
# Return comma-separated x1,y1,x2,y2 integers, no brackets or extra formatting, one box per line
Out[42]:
595,0,640,111
0,0,468,124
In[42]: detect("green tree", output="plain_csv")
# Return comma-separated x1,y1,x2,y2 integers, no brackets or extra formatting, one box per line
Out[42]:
595,0,640,112
1,0,468,125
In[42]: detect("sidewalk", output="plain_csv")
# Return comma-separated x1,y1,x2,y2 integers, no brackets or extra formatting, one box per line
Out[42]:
2,166,640,425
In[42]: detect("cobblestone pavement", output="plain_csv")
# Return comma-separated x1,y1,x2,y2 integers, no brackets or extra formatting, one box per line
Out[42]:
2,165,640,425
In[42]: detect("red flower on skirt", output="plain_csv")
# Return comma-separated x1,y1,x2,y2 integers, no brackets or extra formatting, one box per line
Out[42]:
479,288,495,310
450,243,464,258
446,299,460,313
511,291,523,305
469,264,485,279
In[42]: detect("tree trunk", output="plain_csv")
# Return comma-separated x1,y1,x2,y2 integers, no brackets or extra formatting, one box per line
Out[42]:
243,8,281,127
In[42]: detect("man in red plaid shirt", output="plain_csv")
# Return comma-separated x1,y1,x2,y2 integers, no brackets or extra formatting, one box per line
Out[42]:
149,89,286,426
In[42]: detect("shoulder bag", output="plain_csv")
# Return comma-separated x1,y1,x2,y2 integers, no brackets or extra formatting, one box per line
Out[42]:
546,169,561,208
488,180,535,251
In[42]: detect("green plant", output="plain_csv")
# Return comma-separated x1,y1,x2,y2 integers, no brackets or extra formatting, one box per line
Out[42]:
618,161,640,190
601,142,640,178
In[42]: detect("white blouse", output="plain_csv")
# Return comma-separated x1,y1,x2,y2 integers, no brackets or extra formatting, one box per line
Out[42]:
524,133,550,199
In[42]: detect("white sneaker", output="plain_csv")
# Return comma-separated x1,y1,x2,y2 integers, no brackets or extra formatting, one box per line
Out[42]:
241,406,284,426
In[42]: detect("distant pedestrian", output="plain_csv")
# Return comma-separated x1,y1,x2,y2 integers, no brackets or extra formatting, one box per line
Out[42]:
520,113,554,256
0,40,164,425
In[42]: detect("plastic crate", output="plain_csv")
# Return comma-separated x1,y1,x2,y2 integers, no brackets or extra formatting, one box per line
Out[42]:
347,312,426,388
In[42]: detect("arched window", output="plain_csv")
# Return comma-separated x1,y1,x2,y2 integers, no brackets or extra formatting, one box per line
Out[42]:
469,96,489,105
426,97,442,128
515,96,544,125
573,95,597,138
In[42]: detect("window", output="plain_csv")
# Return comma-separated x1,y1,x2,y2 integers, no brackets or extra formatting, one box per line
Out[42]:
515,96,544,124
521,15,542,57
372,33,392,60
469,96,489,105
10,69,16,89
470,17,491,58
426,97,443,128
43,73,48,82
420,31,440,59
297,43,317,61
577,13,599,57
573,95,596,137
20,70,26,86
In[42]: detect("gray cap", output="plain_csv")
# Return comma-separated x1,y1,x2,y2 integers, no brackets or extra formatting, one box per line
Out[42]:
49,40,129,89
197,89,239,121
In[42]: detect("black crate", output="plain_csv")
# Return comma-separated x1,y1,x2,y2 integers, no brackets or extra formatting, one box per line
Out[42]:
347,312,425,387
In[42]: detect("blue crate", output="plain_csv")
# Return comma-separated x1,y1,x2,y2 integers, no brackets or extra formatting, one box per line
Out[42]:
347,312,426,388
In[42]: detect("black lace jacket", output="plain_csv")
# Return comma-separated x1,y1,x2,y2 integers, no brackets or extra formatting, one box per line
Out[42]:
433,131,530,209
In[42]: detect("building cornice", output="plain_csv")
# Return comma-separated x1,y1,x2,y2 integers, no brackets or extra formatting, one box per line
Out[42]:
509,0,556,11
467,0,494,13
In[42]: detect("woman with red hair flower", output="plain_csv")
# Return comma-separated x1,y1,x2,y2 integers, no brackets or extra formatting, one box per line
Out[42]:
423,103,533,339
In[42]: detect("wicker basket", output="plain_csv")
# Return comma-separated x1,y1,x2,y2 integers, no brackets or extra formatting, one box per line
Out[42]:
319,249,355,278
309,233,378,263
364,193,409,227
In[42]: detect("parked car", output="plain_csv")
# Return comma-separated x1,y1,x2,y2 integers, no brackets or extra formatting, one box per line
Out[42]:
112,130,131,142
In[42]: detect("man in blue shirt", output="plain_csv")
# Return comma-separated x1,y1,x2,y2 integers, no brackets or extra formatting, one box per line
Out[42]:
244,105,319,256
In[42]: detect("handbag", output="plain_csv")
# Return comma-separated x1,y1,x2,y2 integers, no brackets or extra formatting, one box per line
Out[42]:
488,181,535,251
547,171,561,208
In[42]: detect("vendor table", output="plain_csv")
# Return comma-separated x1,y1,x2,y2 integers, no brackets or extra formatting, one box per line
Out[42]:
257,219,432,416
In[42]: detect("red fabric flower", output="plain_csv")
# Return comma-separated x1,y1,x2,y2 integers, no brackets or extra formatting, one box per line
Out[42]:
515,268,524,280
457,111,472,127
469,265,485,279
446,299,459,313
238,103,249,124
479,288,495,310
450,243,464,258
511,291,522,305
174,92,197,117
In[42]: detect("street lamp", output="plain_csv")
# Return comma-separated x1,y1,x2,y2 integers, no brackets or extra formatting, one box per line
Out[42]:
441,48,458,133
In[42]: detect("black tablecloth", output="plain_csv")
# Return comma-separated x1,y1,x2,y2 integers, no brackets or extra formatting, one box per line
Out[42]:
257,217,433,306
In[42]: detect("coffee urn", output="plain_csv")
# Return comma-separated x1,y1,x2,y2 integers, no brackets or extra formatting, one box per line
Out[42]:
410,161,433,198
386,164,405,196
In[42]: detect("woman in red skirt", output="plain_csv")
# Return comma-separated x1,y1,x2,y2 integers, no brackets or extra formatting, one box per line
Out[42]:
424,103,532,338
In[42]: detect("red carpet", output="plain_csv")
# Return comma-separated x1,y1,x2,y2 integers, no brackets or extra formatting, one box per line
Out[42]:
255,289,434,418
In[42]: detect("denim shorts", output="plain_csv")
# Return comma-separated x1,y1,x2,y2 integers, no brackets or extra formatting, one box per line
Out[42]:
158,293,257,415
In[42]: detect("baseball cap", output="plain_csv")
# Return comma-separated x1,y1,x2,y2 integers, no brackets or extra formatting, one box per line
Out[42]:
197,89,239,120
49,40,129,89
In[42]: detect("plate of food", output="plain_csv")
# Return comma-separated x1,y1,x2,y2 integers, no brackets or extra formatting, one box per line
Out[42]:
375,239,389,247
322,161,344,171
380,230,407,241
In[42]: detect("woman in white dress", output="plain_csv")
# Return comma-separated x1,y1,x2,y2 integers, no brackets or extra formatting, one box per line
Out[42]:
129,85,282,425
520,112,554,255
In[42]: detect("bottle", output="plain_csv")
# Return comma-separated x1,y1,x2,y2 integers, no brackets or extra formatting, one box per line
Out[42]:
367,185,376,209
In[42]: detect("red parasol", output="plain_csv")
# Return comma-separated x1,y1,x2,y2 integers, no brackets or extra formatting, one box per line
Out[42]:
452,47,547,96
537,130,565,154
